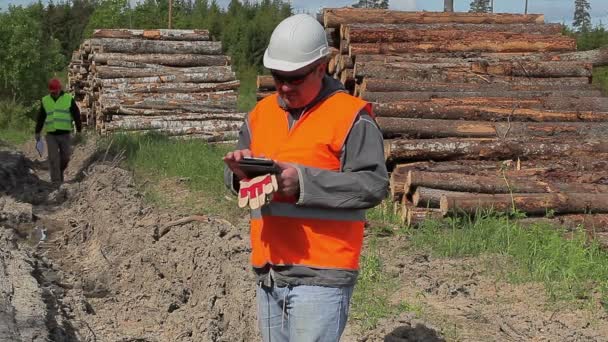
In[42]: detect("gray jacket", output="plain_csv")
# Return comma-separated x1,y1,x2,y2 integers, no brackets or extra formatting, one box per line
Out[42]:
224,76,389,287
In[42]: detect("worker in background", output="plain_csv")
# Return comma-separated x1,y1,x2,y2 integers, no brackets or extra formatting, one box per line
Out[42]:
223,14,389,342
35,78,82,184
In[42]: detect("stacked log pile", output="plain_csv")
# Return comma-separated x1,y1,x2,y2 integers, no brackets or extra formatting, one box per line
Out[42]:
68,29,243,141
311,8,608,238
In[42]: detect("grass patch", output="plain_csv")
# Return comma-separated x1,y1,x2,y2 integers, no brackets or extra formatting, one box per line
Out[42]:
351,236,408,331
237,66,258,112
593,66,608,95
100,133,243,220
410,214,608,305
0,100,35,145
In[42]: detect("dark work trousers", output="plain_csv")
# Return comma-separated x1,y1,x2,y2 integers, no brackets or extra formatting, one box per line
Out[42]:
45,134,71,183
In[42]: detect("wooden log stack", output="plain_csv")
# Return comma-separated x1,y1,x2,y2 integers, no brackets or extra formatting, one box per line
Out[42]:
68,29,243,141
317,7,608,239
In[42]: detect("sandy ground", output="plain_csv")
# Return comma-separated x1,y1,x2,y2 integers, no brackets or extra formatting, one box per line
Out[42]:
1,138,607,341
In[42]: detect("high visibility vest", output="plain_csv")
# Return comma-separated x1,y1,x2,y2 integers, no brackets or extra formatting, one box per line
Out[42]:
42,93,73,133
248,92,373,270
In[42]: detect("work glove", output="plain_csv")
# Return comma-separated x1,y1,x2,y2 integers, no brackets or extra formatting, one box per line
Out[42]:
238,174,279,210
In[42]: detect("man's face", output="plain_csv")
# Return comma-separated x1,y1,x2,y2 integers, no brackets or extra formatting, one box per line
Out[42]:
271,61,325,109
49,89,61,97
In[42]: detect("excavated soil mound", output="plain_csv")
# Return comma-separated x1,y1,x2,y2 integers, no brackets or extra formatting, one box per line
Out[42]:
41,163,258,341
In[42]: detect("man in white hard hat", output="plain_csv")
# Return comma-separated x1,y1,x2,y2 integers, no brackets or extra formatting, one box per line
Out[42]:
224,14,388,341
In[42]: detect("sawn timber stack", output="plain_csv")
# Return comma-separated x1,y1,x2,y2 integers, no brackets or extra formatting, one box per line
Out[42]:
68,29,242,141
318,7,608,241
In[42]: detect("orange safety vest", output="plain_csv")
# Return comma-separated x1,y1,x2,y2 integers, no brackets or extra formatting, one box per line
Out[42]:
248,92,373,270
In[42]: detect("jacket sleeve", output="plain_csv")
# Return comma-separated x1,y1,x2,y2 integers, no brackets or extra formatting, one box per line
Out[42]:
35,102,46,134
295,110,389,209
71,99,82,132
223,115,251,194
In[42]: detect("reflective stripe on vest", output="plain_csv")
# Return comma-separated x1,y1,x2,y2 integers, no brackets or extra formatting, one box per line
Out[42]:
248,92,373,270
42,94,73,132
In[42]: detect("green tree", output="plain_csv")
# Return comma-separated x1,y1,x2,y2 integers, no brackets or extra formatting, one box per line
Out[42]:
573,0,591,32
84,0,131,37
0,4,65,104
469,0,491,13
352,0,389,8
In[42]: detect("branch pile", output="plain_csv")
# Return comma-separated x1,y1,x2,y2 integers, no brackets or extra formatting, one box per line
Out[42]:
68,29,243,141
319,8,608,239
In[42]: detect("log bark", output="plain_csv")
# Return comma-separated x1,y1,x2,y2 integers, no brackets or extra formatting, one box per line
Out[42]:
97,72,238,85
413,187,467,208
360,78,592,93
344,23,563,43
374,100,608,121
92,53,230,67
345,24,564,44
257,91,274,101
440,193,608,216
377,118,608,139
403,201,443,226
354,61,591,79
363,90,601,103
100,92,238,114
94,65,235,81
407,170,608,196
122,128,239,139
88,38,222,55
349,38,575,55
547,46,608,67
385,138,608,163
104,81,240,93
110,112,244,122
105,119,242,132
92,29,210,41
257,75,275,90
323,8,545,28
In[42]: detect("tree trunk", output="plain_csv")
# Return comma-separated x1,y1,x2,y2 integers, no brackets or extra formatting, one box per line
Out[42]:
407,170,608,195
440,193,608,216
257,75,275,90
373,100,608,121
110,113,245,122
323,8,545,28
360,78,592,93
377,118,608,138
344,23,564,44
105,118,242,132
402,200,444,226
444,0,454,12
103,81,240,93
413,187,467,208
354,61,591,79
88,38,222,55
363,90,600,103
97,72,237,84
92,53,230,67
100,92,238,114
92,29,210,41
257,91,274,101
94,65,236,81
384,138,608,163
550,46,608,67
349,38,575,55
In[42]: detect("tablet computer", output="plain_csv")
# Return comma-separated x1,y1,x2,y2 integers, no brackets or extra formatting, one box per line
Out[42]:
238,157,281,178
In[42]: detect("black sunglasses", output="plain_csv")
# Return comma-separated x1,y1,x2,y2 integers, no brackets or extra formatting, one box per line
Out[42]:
270,65,318,85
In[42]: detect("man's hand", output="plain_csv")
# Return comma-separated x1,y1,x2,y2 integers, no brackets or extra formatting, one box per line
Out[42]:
275,161,300,197
223,149,253,180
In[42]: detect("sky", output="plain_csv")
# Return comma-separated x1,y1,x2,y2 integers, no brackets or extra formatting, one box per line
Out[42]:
1,0,607,26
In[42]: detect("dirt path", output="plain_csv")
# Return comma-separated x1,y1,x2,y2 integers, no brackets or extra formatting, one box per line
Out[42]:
1,139,607,341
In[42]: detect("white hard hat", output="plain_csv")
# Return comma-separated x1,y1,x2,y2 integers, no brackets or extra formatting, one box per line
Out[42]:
263,14,330,72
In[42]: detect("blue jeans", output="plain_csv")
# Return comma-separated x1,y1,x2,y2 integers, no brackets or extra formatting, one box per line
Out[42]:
256,284,354,342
